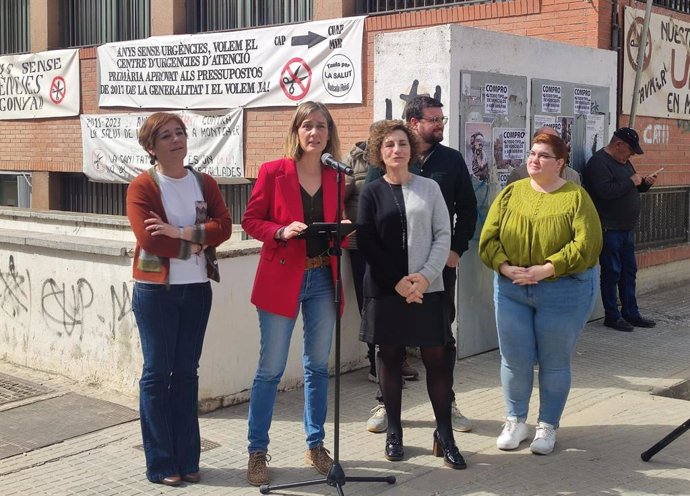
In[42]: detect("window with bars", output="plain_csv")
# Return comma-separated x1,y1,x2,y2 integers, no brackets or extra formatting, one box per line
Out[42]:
653,0,690,14
60,0,150,48
355,0,486,14
187,0,312,33
0,0,29,55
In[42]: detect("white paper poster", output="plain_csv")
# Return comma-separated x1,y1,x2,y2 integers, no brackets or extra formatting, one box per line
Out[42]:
98,17,364,109
0,49,80,120
465,122,492,182
541,84,562,114
81,109,244,183
492,127,526,189
533,114,556,132
584,114,606,164
573,87,592,115
484,83,508,115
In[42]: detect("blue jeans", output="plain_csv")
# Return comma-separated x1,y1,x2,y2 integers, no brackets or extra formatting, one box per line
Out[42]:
132,282,212,482
493,268,597,427
248,267,336,453
599,230,639,321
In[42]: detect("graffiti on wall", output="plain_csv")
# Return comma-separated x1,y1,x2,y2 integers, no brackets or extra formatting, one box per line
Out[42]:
0,255,31,319
0,254,134,342
384,79,442,120
642,124,670,145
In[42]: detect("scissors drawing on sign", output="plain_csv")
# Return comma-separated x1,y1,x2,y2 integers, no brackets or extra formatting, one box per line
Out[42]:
282,65,308,95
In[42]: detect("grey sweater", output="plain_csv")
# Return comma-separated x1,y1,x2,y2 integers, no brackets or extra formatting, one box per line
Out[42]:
358,174,450,295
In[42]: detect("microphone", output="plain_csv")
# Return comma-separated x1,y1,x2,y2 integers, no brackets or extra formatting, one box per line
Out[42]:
321,153,354,176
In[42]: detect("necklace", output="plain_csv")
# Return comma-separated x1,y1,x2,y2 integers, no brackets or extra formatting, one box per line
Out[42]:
386,181,407,251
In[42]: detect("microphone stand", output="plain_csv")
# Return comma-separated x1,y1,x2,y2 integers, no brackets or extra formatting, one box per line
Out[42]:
641,418,690,462
260,167,395,495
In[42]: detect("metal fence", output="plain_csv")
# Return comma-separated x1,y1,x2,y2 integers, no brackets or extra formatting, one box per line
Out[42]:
636,186,690,250
356,0,492,13
0,0,29,55
60,0,150,48
356,0,690,14
60,174,254,233
654,0,690,14
186,0,312,33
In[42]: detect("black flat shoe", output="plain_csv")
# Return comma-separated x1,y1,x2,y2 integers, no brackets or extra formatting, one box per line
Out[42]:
432,430,467,469
384,432,404,461
604,318,634,332
624,316,656,328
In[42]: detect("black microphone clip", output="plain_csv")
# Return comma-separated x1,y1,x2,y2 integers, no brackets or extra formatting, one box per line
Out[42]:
321,153,354,177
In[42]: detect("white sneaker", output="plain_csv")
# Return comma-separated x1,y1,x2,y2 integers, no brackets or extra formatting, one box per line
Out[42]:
530,421,557,455
496,416,528,450
366,404,388,433
451,401,473,432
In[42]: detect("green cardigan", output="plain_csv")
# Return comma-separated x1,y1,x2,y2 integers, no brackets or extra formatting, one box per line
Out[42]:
479,179,602,279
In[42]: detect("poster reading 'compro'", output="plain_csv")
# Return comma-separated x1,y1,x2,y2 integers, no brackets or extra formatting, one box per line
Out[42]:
98,17,364,109
0,49,80,120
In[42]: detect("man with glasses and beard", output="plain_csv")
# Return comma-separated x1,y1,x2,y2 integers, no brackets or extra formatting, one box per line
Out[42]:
364,95,477,434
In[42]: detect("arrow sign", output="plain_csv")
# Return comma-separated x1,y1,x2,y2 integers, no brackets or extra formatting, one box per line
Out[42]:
291,31,326,48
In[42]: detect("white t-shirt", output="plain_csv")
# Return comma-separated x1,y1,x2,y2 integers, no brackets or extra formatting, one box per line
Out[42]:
158,171,208,285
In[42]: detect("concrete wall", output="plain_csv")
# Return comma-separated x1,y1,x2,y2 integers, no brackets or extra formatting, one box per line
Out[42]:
0,212,367,409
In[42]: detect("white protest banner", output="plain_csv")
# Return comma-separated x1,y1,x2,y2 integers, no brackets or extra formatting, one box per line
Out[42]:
0,49,79,120
541,84,562,114
81,109,243,183
623,7,690,119
98,17,364,109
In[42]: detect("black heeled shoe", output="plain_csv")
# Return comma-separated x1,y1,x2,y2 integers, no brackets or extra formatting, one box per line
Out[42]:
384,432,404,461
432,430,467,469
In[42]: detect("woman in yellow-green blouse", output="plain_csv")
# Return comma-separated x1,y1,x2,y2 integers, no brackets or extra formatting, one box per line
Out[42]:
479,132,601,456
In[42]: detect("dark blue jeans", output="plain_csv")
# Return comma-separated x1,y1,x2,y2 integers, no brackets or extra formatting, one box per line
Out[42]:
132,282,212,482
599,230,640,321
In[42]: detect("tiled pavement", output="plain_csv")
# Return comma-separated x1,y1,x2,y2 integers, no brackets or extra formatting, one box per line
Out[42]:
1,282,689,495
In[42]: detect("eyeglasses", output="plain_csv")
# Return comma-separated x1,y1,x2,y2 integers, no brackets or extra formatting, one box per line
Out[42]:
527,151,558,161
419,116,448,125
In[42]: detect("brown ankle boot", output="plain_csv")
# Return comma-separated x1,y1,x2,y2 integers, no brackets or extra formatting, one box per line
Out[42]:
305,444,333,475
247,451,271,486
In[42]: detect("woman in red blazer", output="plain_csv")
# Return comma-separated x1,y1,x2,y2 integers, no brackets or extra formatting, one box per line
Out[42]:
242,101,345,487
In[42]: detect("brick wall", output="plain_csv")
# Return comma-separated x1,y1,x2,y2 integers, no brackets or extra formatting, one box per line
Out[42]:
0,1,688,269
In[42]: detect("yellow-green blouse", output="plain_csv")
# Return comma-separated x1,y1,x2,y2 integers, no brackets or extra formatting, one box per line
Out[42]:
479,179,602,279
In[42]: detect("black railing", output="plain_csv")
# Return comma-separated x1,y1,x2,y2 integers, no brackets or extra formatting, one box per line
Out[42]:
187,0,312,33
0,0,29,55
60,174,253,235
636,186,690,250
356,0,490,13
60,0,150,48
653,0,690,14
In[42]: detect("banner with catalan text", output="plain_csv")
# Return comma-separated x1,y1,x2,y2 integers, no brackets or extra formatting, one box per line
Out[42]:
81,109,243,183
0,49,79,120
97,17,364,109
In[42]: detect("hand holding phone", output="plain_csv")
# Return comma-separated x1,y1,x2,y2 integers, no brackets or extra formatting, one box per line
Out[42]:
651,167,664,176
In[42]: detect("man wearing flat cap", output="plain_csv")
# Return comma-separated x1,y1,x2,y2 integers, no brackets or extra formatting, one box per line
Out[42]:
582,127,658,332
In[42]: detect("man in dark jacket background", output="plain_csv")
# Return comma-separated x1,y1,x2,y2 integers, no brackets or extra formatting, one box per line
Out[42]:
582,127,658,332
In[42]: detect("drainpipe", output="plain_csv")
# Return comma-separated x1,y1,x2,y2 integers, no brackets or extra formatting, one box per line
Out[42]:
629,0,654,128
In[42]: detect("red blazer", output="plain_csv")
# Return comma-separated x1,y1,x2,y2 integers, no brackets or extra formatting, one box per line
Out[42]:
242,158,345,318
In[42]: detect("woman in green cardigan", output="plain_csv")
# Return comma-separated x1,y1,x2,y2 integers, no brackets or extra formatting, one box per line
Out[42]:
479,133,602,455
